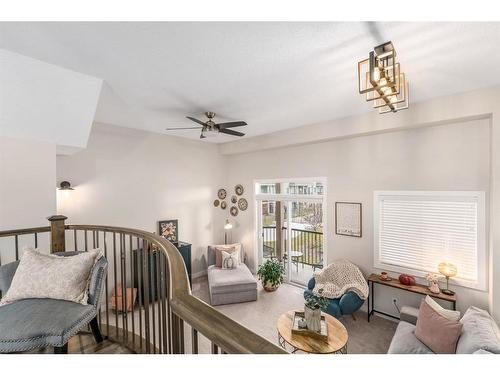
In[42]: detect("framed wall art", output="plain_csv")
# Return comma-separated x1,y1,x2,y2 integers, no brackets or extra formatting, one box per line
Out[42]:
158,219,179,244
335,202,362,237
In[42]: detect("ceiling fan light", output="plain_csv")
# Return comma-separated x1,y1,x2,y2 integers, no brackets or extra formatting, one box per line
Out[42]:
170,112,246,139
201,127,218,138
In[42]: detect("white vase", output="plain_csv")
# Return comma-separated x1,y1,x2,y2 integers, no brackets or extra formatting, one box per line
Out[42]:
304,305,322,332
429,280,440,294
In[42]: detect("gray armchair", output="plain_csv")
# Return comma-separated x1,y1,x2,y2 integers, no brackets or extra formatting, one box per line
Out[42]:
0,251,108,354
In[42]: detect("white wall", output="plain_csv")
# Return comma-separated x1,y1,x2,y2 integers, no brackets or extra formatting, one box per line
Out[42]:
56,123,225,277
0,136,56,263
223,119,491,316
0,136,56,229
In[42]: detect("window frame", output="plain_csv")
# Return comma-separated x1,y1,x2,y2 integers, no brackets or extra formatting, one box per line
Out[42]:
373,190,487,291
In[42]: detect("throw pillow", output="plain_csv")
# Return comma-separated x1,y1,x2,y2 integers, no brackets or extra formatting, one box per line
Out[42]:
425,295,460,321
214,243,242,267
456,306,500,354
0,248,103,306
221,250,239,269
415,299,463,354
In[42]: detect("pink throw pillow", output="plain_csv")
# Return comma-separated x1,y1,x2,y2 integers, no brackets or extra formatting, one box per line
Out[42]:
214,245,236,267
415,299,463,354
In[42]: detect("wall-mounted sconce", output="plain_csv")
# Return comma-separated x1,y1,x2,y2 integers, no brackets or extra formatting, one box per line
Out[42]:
58,181,74,190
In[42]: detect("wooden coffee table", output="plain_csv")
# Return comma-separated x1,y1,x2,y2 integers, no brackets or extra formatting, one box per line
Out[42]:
277,310,348,354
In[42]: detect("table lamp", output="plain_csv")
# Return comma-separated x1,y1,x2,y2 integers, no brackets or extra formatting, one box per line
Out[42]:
224,219,233,244
438,262,457,295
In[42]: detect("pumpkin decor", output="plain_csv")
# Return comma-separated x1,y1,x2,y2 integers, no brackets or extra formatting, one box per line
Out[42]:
398,274,416,286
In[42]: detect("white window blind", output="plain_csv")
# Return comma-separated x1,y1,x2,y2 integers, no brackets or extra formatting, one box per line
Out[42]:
374,191,486,290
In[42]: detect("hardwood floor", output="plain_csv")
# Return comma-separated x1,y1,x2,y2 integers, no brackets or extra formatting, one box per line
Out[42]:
27,332,133,354
68,333,134,354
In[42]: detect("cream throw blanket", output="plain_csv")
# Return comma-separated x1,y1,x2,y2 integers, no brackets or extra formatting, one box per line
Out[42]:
312,259,369,300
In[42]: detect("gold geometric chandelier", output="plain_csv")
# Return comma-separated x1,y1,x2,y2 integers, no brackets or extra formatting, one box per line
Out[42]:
358,41,409,114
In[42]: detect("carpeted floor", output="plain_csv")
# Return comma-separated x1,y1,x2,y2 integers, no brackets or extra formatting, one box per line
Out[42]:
192,276,397,354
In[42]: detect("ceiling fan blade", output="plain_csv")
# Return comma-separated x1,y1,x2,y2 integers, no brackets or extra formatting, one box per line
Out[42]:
186,116,207,126
219,128,245,137
217,121,247,129
166,126,202,130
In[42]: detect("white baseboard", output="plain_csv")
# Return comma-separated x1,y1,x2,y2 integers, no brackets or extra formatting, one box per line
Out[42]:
192,270,207,279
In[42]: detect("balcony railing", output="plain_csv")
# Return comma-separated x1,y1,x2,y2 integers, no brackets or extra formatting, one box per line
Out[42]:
0,216,285,354
263,226,323,268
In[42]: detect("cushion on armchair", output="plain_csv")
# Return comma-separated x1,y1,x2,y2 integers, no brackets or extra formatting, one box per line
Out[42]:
0,252,108,352
0,248,103,306
0,299,97,352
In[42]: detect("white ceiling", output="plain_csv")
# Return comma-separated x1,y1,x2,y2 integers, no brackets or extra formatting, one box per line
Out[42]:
0,49,102,152
1,22,499,143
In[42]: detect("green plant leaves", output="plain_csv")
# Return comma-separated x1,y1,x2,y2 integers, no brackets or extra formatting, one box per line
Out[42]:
257,259,285,287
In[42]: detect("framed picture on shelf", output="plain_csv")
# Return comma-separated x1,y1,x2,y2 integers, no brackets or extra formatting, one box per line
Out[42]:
158,219,179,244
335,202,362,237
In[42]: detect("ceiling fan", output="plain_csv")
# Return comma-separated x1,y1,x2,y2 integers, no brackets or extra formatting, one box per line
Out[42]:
166,112,247,139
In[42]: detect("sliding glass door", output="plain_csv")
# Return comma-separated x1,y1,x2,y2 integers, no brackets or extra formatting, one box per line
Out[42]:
259,200,287,263
256,180,326,286
287,201,324,284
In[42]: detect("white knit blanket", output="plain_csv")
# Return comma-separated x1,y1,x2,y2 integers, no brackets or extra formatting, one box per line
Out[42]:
312,259,369,300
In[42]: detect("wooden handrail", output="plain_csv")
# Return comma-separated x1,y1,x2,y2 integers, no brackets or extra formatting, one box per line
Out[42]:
0,226,50,238
171,297,285,354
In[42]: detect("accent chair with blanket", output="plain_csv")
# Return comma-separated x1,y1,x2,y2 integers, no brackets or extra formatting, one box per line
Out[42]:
304,259,368,318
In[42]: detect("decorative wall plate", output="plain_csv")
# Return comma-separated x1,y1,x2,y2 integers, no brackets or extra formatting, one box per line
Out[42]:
218,189,227,200
235,184,244,196
238,198,248,211
230,206,238,216
220,201,227,209
213,199,220,207
231,195,237,204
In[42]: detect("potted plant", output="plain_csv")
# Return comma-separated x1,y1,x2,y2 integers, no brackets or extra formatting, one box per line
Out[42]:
257,259,285,292
304,288,330,332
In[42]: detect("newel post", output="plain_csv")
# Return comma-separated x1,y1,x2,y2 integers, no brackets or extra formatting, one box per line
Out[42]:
47,215,67,253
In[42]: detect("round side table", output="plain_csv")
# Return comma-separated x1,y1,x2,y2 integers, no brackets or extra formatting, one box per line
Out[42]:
277,310,348,354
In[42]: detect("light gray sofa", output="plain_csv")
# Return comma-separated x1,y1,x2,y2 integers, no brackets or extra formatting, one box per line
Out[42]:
207,245,257,306
388,305,500,354
0,251,108,354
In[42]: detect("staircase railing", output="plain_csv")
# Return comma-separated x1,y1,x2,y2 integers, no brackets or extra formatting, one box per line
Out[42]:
0,216,285,354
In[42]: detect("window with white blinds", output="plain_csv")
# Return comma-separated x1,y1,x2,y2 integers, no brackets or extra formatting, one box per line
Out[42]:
374,191,486,290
